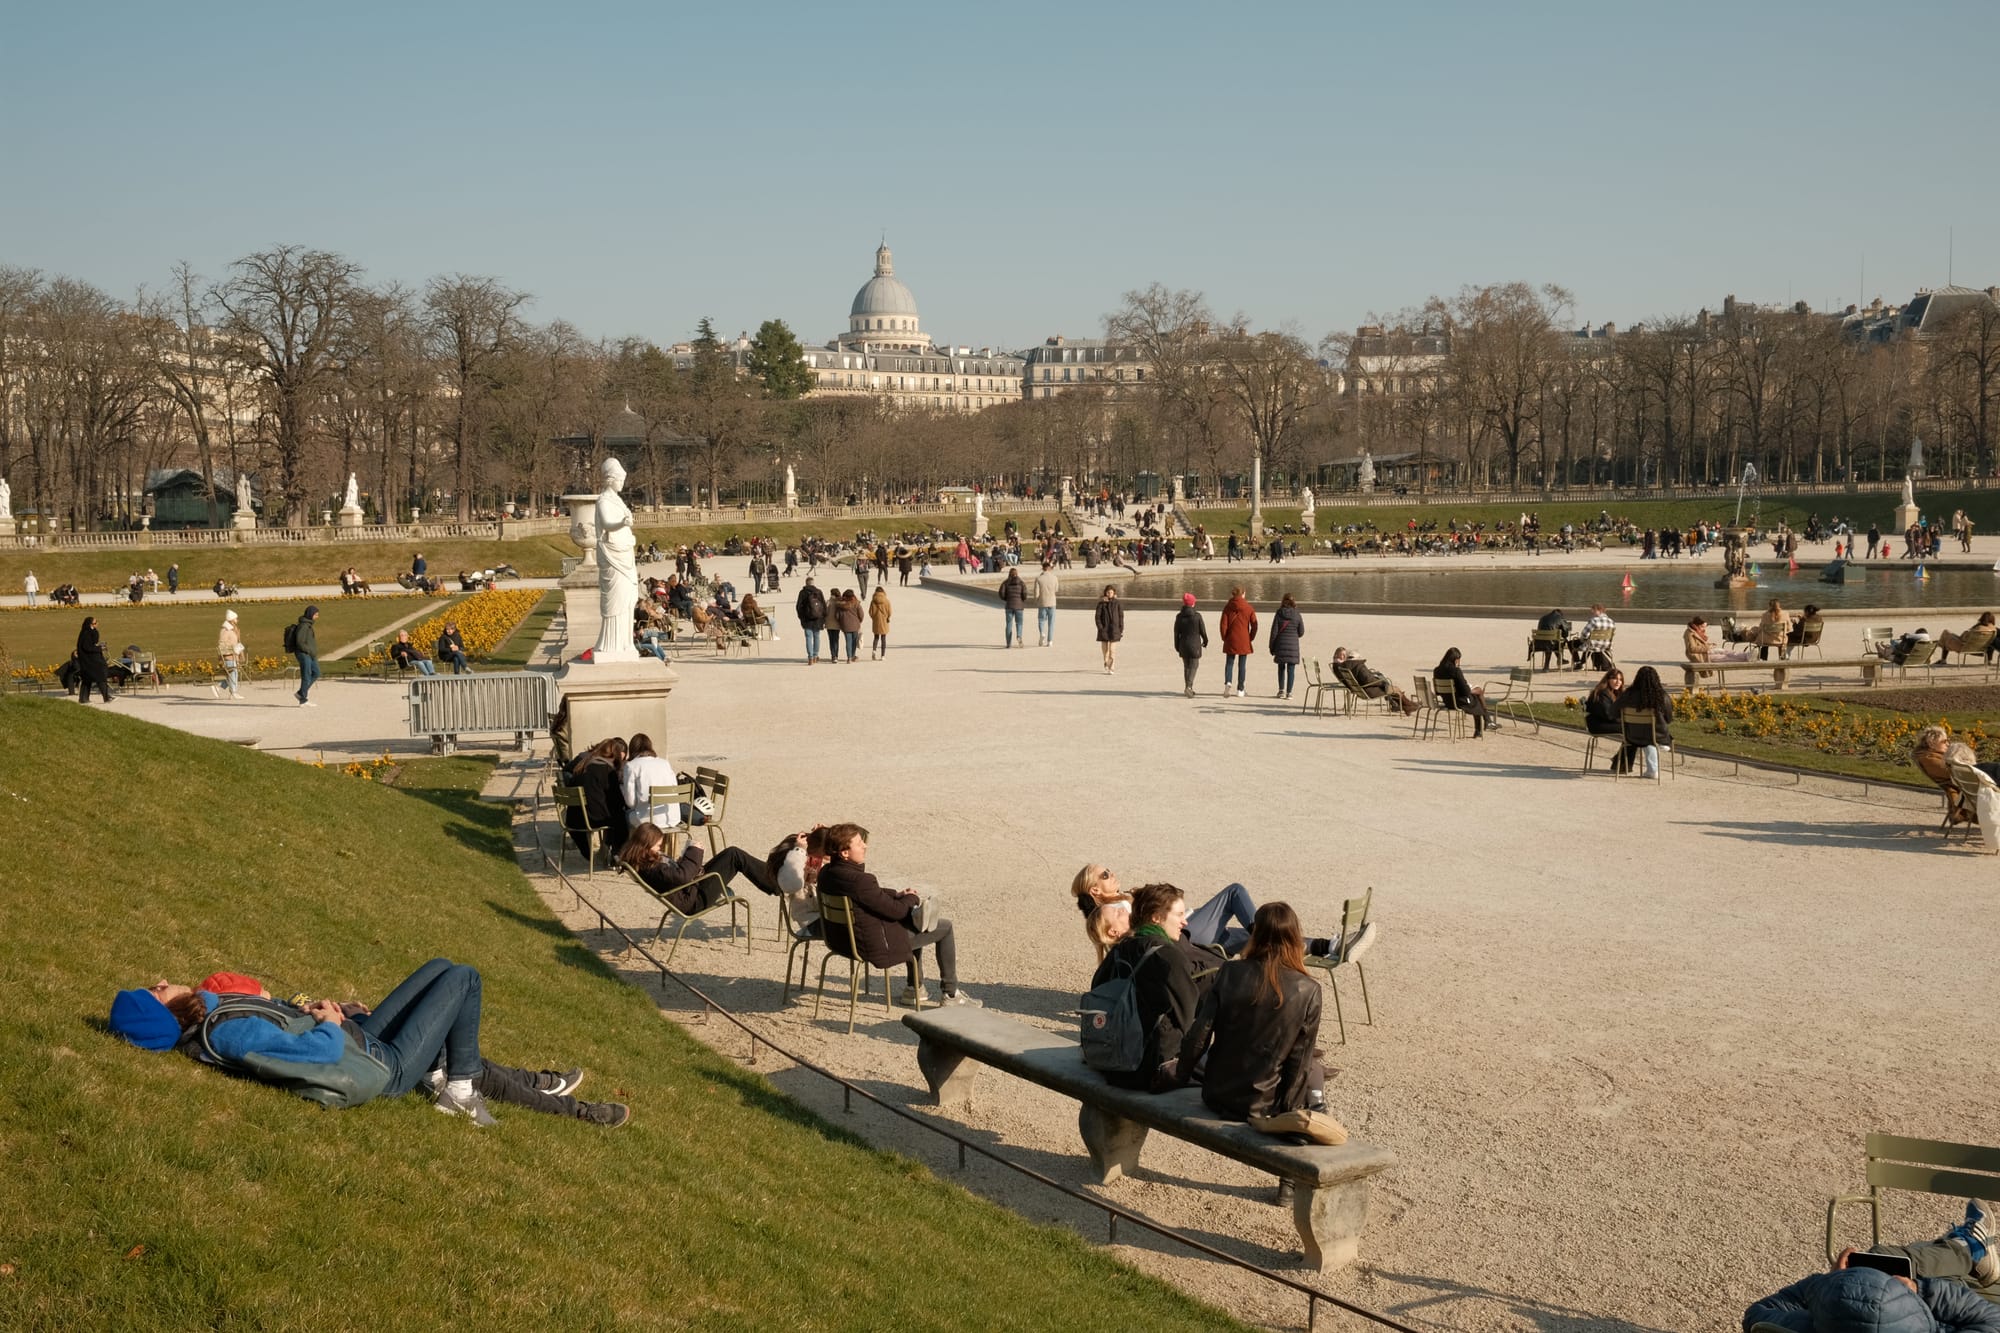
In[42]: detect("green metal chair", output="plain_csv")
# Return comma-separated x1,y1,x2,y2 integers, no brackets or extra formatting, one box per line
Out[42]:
1526,627,1566,671
1422,676,1468,740
1826,1134,2000,1264
1490,666,1540,734
692,766,732,854
1304,888,1376,1045
781,896,817,1002
551,785,607,879
1617,709,1673,782
813,894,922,1034
615,861,752,967
1298,660,1336,717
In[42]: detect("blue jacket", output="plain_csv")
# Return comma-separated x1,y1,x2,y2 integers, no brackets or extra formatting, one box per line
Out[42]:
197,991,345,1065
1745,1266,2000,1333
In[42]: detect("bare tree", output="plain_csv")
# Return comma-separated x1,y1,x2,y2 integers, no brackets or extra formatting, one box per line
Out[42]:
1445,283,1570,489
1211,321,1324,528
424,274,529,519
212,246,360,524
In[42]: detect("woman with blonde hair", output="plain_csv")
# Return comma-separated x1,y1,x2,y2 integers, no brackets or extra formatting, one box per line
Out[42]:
1756,598,1788,662
1072,863,1327,962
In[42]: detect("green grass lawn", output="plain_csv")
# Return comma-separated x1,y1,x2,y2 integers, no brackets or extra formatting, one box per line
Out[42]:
483,592,561,669
0,699,1241,1332
1190,487,2000,541
0,595,459,674
0,537,581,597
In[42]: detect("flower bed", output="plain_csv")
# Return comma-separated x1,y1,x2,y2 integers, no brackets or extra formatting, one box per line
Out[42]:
353,588,544,668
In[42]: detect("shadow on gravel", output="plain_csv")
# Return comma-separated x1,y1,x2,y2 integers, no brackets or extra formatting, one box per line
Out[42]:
1366,1269,1678,1333
1681,818,1937,851
1395,758,1578,781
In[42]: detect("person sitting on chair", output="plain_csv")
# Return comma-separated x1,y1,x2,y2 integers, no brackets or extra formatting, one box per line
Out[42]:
1570,604,1616,668
1433,647,1498,738
1743,1200,2000,1332
390,630,436,676
436,621,471,673
562,738,627,858
1584,668,1626,756
1532,608,1571,668
1331,647,1418,715
817,822,977,1008
1878,627,1934,664
1616,665,1674,778
1939,612,1996,663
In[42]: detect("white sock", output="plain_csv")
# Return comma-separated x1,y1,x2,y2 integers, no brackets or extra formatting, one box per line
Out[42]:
445,1077,474,1100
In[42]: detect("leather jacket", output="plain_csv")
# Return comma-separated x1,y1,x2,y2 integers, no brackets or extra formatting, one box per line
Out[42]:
1178,959,1322,1120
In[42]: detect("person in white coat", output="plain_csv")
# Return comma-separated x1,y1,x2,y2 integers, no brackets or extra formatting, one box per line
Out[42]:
215,610,244,699
1033,563,1060,647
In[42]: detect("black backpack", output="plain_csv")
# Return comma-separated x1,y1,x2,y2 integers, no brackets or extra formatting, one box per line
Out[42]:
283,621,299,654
190,995,393,1109
1078,944,1163,1074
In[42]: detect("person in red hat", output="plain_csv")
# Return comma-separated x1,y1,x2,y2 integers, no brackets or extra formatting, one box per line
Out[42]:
1172,593,1208,698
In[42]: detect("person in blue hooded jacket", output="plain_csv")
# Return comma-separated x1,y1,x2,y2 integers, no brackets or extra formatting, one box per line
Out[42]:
1745,1202,2000,1332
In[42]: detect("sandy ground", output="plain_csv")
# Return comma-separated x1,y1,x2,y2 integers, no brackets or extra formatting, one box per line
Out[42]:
94,550,2000,1331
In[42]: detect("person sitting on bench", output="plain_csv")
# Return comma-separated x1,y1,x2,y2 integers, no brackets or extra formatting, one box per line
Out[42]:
390,630,435,676
1089,882,1226,1092
1744,1200,2000,1331
1331,647,1418,715
1175,902,1343,1138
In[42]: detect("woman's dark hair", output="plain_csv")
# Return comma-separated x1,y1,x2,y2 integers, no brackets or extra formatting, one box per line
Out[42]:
627,733,657,759
1280,594,1297,609
572,737,627,774
1687,616,1705,628
1803,604,1820,617
1129,882,1184,930
1983,612,1998,627
1436,647,1462,669
1100,585,1117,599
1587,668,1623,701
1243,902,1306,1006
619,822,666,871
1620,665,1669,714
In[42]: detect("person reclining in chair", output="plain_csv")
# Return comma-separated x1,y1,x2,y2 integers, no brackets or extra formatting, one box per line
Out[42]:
816,822,977,1008
1330,647,1418,715
1744,1199,2000,1331
1878,627,1934,665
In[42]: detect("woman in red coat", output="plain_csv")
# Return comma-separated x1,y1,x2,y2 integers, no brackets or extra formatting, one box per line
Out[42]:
1217,586,1258,699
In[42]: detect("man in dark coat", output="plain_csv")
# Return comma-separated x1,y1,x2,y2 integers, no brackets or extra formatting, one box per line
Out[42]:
794,577,828,665
292,606,320,707
1744,1204,2000,1332
1173,593,1208,698
815,824,975,1007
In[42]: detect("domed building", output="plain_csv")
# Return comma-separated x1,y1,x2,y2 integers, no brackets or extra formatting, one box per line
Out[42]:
799,242,1024,413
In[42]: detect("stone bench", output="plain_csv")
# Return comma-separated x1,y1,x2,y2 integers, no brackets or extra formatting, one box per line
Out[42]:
902,1007,1395,1271
1681,656,1882,691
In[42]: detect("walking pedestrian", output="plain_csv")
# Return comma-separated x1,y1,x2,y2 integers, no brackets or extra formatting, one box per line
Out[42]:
998,567,1027,647
1033,562,1060,647
856,560,872,599
832,589,863,663
167,563,180,595
868,586,892,659
75,615,112,703
23,570,37,608
216,610,244,699
291,605,320,706
1268,594,1304,699
1173,592,1208,697
1218,586,1257,698
794,576,827,665
1094,585,1124,674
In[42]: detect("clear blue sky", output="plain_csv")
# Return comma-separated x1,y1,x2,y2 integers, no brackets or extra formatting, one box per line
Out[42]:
3,1,1994,350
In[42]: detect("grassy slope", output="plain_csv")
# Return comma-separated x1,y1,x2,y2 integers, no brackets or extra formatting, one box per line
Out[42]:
0,595,458,671
0,700,1237,1333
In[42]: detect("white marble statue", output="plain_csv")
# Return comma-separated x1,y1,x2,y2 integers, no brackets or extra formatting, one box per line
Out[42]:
591,457,639,661
1357,451,1376,494
783,463,797,509
1300,486,1315,515
343,472,360,510
234,471,253,513
0,477,11,521
1902,472,1916,508
973,491,985,524
1909,436,1925,482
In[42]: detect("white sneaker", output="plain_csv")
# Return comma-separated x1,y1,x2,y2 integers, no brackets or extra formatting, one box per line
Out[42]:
937,988,981,1008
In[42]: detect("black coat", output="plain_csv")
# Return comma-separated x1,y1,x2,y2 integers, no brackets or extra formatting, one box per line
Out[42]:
1584,689,1623,735
564,759,627,835
75,624,108,682
1091,933,1220,1091
1616,691,1674,745
794,585,828,629
1094,598,1124,644
1178,959,1322,1119
638,846,722,914
1173,607,1208,659
1433,662,1474,709
1267,606,1304,664
815,857,916,968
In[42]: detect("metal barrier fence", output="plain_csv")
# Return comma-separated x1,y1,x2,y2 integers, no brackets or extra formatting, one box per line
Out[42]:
407,671,558,754
538,850,1420,1333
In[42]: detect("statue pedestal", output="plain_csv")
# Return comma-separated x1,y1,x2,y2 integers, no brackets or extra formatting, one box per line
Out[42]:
338,506,364,529
0,517,15,539
231,509,257,531
554,657,678,751
1893,502,1920,533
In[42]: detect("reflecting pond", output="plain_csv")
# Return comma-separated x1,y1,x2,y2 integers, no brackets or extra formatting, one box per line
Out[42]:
1067,563,2000,614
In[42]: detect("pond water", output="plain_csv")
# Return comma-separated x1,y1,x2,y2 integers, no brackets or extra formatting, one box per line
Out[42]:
1068,562,2000,614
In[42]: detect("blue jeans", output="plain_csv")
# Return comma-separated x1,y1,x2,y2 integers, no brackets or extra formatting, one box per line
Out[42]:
1037,607,1055,644
413,658,437,676
1186,882,1257,956
842,630,859,660
1225,654,1247,689
353,957,483,1096
446,652,471,674
1004,607,1024,645
1276,661,1297,695
295,653,319,702
803,626,822,660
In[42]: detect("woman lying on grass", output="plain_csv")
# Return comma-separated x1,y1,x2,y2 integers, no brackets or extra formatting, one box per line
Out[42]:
108,957,627,1127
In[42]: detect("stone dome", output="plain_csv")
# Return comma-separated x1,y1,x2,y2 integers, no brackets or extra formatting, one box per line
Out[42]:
849,242,919,319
